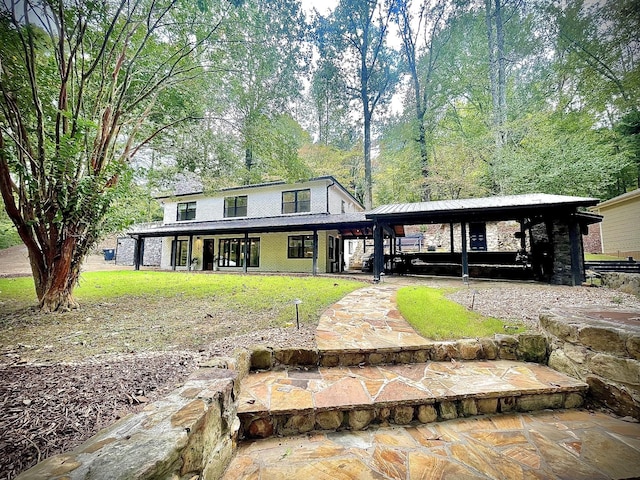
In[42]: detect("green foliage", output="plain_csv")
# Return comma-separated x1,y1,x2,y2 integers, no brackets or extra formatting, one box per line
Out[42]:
396,286,524,340
496,113,630,198
0,210,21,250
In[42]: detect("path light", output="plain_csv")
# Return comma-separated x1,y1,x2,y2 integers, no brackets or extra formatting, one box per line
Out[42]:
293,299,302,330
463,274,469,285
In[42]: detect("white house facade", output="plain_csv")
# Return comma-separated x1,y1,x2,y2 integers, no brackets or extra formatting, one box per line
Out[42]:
129,177,372,274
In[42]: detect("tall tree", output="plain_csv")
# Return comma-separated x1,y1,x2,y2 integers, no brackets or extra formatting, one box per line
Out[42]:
317,0,399,209
0,0,232,311
215,0,310,185
393,0,453,201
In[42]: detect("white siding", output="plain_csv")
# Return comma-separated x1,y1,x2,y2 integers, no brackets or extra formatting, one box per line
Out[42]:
160,178,361,223
155,178,363,272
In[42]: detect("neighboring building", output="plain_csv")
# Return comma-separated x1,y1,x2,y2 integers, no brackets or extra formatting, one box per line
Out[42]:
128,177,372,274
592,188,640,259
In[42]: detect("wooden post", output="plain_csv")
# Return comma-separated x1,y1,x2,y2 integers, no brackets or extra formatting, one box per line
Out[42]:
133,237,141,271
243,232,249,273
450,223,455,253
461,222,469,279
312,230,318,275
373,221,384,282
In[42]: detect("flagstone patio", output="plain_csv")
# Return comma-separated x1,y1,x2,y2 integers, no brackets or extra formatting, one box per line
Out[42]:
225,283,640,479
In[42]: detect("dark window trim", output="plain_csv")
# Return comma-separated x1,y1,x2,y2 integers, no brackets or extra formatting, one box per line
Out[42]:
282,189,311,214
172,239,189,266
177,201,197,221
218,237,260,267
288,234,314,258
224,195,248,218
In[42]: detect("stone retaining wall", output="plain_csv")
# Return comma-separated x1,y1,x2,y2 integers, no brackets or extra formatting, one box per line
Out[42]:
541,309,640,419
602,272,640,297
248,333,550,370
16,352,250,480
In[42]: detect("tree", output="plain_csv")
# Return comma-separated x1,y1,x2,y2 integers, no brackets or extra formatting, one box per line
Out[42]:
393,0,453,201
0,0,232,311
213,0,310,185
317,0,399,209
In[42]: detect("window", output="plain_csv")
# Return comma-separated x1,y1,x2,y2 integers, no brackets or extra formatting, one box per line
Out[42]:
282,189,311,214
288,235,314,258
341,200,346,213
218,238,260,267
224,196,247,218
177,201,196,221
172,239,189,266
328,235,335,260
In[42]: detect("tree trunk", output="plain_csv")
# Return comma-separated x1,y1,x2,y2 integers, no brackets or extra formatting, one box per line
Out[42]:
363,109,373,210
27,235,83,312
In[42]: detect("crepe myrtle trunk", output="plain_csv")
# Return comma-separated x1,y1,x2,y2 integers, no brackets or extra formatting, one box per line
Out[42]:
30,235,84,312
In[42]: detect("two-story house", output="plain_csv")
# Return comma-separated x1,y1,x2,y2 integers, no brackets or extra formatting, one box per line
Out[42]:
129,176,373,274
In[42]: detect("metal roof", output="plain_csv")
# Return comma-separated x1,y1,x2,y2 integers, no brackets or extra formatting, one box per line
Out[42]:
367,193,600,223
129,212,372,238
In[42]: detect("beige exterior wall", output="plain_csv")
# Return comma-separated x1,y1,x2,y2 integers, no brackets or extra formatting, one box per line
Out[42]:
161,231,339,274
596,189,640,258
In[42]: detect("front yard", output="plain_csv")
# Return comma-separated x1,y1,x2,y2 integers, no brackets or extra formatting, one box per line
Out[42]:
2,271,640,479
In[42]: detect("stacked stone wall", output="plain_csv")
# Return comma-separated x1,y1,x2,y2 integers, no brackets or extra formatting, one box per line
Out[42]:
115,236,161,266
541,309,640,419
602,272,640,298
16,351,251,480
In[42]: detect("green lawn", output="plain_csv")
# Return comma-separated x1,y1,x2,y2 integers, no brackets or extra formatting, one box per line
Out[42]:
0,272,365,362
584,253,626,261
396,286,525,340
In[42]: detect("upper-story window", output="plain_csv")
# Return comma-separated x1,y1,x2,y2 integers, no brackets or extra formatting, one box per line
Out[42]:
177,201,196,221
224,195,248,218
282,189,310,214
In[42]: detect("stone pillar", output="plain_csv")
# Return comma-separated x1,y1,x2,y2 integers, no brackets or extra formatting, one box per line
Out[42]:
550,218,584,286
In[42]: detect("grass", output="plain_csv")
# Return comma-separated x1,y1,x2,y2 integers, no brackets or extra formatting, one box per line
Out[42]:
0,220,21,250
0,271,364,362
396,286,525,340
584,253,624,261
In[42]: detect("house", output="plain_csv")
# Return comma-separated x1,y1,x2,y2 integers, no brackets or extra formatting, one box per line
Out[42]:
128,180,601,286
129,176,373,274
592,188,640,259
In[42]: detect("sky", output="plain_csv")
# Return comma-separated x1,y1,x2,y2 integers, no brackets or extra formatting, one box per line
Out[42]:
300,0,338,17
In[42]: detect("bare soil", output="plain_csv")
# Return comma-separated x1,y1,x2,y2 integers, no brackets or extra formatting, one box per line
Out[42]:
2,257,640,478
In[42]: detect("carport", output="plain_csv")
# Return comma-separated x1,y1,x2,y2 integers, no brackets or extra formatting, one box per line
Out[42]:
366,193,602,286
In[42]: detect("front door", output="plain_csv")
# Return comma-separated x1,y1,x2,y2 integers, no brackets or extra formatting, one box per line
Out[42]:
203,239,215,270
469,223,487,251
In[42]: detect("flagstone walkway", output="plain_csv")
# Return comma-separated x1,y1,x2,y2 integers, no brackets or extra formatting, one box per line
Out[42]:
316,285,430,352
224,409,640,480
224,283,640,479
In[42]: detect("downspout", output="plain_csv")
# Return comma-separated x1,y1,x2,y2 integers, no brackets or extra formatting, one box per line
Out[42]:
326,180,335,213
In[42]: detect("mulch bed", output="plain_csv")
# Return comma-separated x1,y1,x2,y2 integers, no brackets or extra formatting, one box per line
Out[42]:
0,352,198,480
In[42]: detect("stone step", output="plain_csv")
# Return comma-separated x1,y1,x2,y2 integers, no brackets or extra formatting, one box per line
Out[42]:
237,360,588,439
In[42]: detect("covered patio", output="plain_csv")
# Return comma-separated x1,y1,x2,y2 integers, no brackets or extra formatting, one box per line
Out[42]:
367,193,602,286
